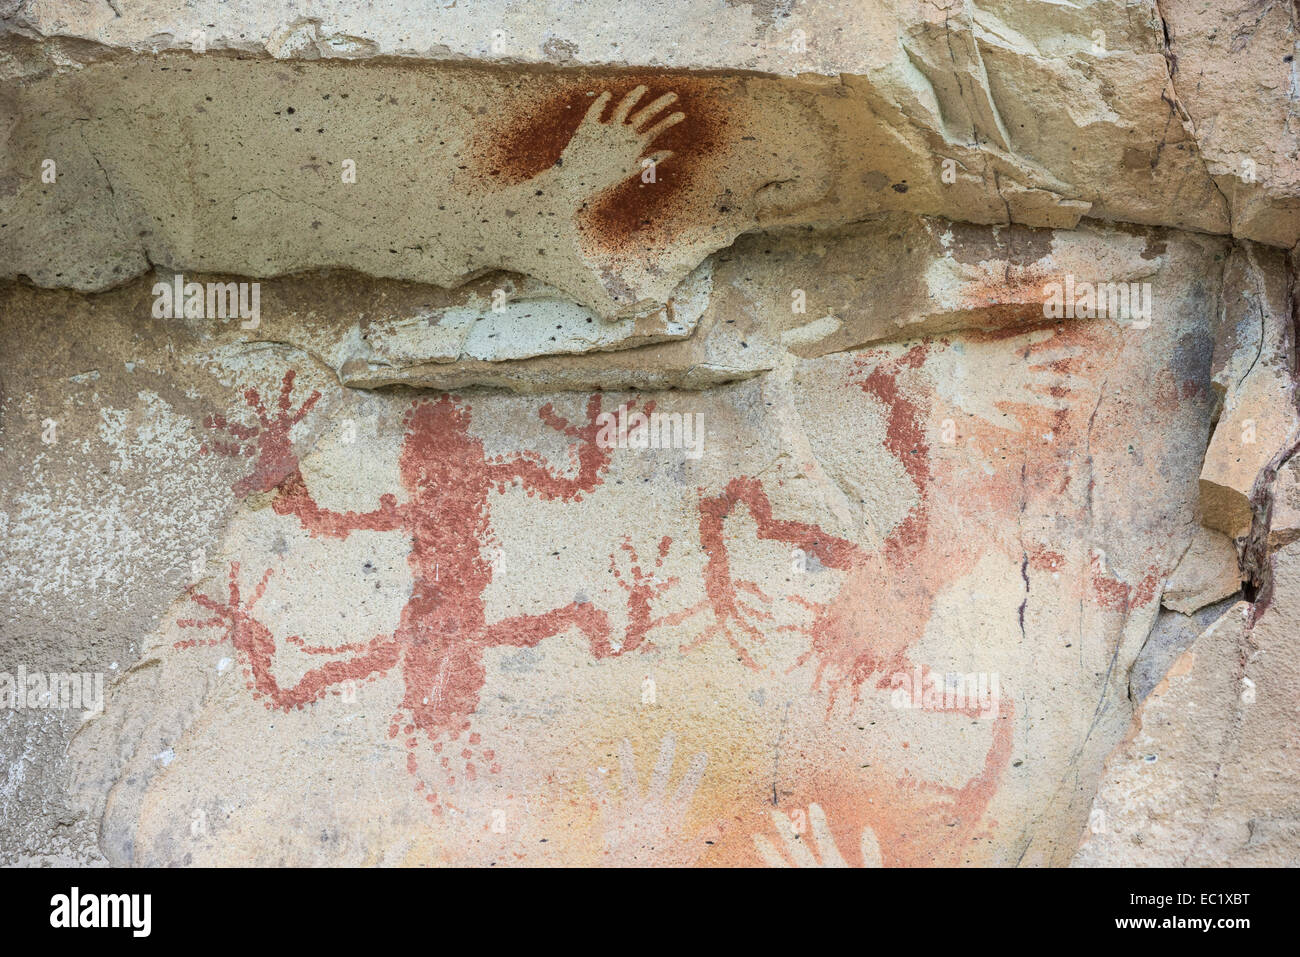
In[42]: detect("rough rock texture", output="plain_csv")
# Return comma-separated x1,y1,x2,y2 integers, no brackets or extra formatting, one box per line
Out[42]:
1199,244,1298,540
10,0,1299,309
1,0,1298,867
1077,547,1300,866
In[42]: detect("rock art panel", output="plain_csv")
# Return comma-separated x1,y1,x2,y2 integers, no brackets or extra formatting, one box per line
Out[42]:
56,233,1220,863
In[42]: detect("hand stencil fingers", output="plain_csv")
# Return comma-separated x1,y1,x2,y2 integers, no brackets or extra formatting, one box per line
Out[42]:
611,84,648,124
639,111,685,142
753,833,789,867
808,803,846,867
648,733,676,804
772,808,819,868
583,90,612,124
670,750,708,812
628,92,678,131
860,824,884,868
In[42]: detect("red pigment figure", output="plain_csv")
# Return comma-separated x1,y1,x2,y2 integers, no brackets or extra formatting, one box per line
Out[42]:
673,324,1161,860
669,346,1018,858
677,347,955,705
679,330,1128,708
181,371,667,810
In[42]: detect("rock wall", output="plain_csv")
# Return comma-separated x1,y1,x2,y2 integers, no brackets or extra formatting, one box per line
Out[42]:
0,0,1296,866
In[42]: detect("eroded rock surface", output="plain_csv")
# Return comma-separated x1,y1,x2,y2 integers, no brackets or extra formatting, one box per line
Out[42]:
7,0,1298,310
1077,545,1300,866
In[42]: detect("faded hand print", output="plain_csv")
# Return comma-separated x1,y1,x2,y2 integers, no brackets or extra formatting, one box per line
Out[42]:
588,735,718,866
754,803,883,868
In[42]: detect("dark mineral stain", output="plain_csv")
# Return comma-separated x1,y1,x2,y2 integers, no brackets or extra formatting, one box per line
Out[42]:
945,221,1054,266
